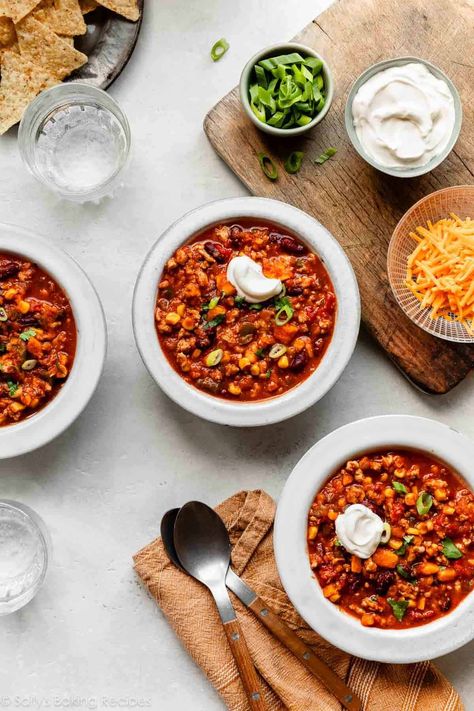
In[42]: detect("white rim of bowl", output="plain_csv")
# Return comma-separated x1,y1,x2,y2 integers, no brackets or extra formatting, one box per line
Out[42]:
387,185,474,343
239,42,334,137
274,415,474,663
344,56,462,178
132,197,360,427
0,223,107,459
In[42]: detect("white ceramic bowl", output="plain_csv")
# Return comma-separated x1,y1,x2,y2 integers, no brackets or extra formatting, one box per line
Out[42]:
132,197,360,426
275,415,474,663
0,224,107,459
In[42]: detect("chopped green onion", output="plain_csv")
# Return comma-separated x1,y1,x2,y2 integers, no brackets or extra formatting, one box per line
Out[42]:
204,314,225,329
284,151,304,174
442,537,463,560
234,296,246,308
7,380,18,397
416,492,433,516
380,522,391,544
19,328,36,342
257,153,278,181
0,307,7,322
202,296,220,313
249,303,264,311
22,359,37,371
388,598,409,622
315,147,337,164
275,304,293,325
269,343,287,359
396,535,414,557
393,481,407,495
206,349,223,367
210,38,229,62
248,51,326,130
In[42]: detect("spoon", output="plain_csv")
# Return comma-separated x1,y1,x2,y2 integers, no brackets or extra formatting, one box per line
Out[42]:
173,501,267,711
162,505,361,711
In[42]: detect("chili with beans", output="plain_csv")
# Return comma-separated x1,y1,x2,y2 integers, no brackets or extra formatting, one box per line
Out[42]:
307,450,474,629
0,253,76,425
155,221,336,400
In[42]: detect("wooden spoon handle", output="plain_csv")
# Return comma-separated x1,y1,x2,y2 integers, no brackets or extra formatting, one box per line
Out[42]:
223,617,268,710
248,596,361,711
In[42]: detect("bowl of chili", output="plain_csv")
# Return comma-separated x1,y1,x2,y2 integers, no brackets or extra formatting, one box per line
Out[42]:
274,415,474,662
132,197,360,426
0,223,107,458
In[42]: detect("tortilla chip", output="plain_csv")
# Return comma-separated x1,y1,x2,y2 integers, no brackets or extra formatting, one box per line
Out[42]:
58,33,73,45
0,50,57,133
0,0,41,23
95,0,138,21
32,0,86,36
79,0,96,13
0,16,15,44
15,16,87,79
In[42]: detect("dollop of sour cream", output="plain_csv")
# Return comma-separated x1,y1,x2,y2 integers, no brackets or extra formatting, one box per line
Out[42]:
226,255,282,304
352,62,455,169
335,504,384,559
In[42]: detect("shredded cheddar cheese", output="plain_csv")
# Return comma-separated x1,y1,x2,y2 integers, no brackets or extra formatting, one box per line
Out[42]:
405,213,474,335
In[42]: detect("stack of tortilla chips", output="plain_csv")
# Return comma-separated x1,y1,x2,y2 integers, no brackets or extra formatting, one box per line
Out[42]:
0,0,140,134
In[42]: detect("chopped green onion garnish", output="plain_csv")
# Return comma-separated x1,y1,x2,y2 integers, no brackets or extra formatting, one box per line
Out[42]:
284,151,304,174
315,147,337,164
275,303,293,325
388,598,409,622
393,481,407,495
416,491,433,516
380,522,391,544
22,359,37,371
19,328,36,342
7,380,18,397
442,537,463,560
206,349,223,367
0,307,7,322
248,52,326,129
210,38,229,62
234,296,246,308
257,152,278,181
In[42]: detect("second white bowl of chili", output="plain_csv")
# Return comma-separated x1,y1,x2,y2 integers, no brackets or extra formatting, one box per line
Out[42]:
274,415,474,662
0,224,107,459
132,197,360,426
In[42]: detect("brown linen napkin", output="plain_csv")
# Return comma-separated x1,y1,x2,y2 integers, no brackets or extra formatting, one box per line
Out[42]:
133,490,463,711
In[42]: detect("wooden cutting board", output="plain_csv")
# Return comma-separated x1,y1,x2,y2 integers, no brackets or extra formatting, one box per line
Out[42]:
204,0,474,394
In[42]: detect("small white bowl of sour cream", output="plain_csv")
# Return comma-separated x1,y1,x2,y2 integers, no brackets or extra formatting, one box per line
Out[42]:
344,57,462,178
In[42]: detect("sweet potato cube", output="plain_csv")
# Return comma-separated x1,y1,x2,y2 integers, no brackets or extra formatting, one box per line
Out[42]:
372,548,398,569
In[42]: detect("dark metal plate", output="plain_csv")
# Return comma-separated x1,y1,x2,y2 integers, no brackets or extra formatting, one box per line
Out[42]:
67,0,143,90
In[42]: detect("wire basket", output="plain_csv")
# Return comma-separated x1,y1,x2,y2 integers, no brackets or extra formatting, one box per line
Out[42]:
387,185,474,343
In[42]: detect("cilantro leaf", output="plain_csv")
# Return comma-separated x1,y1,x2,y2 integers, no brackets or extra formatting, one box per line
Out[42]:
442,537,463,560
388,598,409,622
7,380,19,397
203,314,225,330
396,535,414,557
19,328,36,342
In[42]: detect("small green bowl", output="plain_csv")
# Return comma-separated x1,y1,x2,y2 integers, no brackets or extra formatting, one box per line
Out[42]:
239,42,334,138
344,56,462,178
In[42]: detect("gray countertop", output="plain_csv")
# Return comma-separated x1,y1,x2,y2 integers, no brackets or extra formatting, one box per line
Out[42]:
0,0,473,708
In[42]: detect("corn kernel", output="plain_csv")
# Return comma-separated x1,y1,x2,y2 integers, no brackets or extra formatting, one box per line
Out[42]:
361,613,374,627
165,312,180,325
342,473,353,486
228,383,241,396
277,355,289,369
434,488,448,501
308,526,318,540
239,357,250,370
3,288,17,300
417,597,426,610
384,487,395,498
176,304,186,317
250,364,260,376
328,510,338,521
405,493,416,506
17,300,30,314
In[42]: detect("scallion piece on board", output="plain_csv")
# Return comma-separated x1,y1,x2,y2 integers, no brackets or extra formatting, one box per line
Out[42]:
284,151,304,174
211,38,229,62
257,152,278,181
315,147,337,164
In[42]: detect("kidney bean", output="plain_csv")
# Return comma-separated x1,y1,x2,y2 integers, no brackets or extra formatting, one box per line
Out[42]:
229,225,243,247
374,571,395,595
269,232,304,255
17,314,40,328
204,241,232,263
439,595,452,612
0,258,20,279
289,350,308,372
